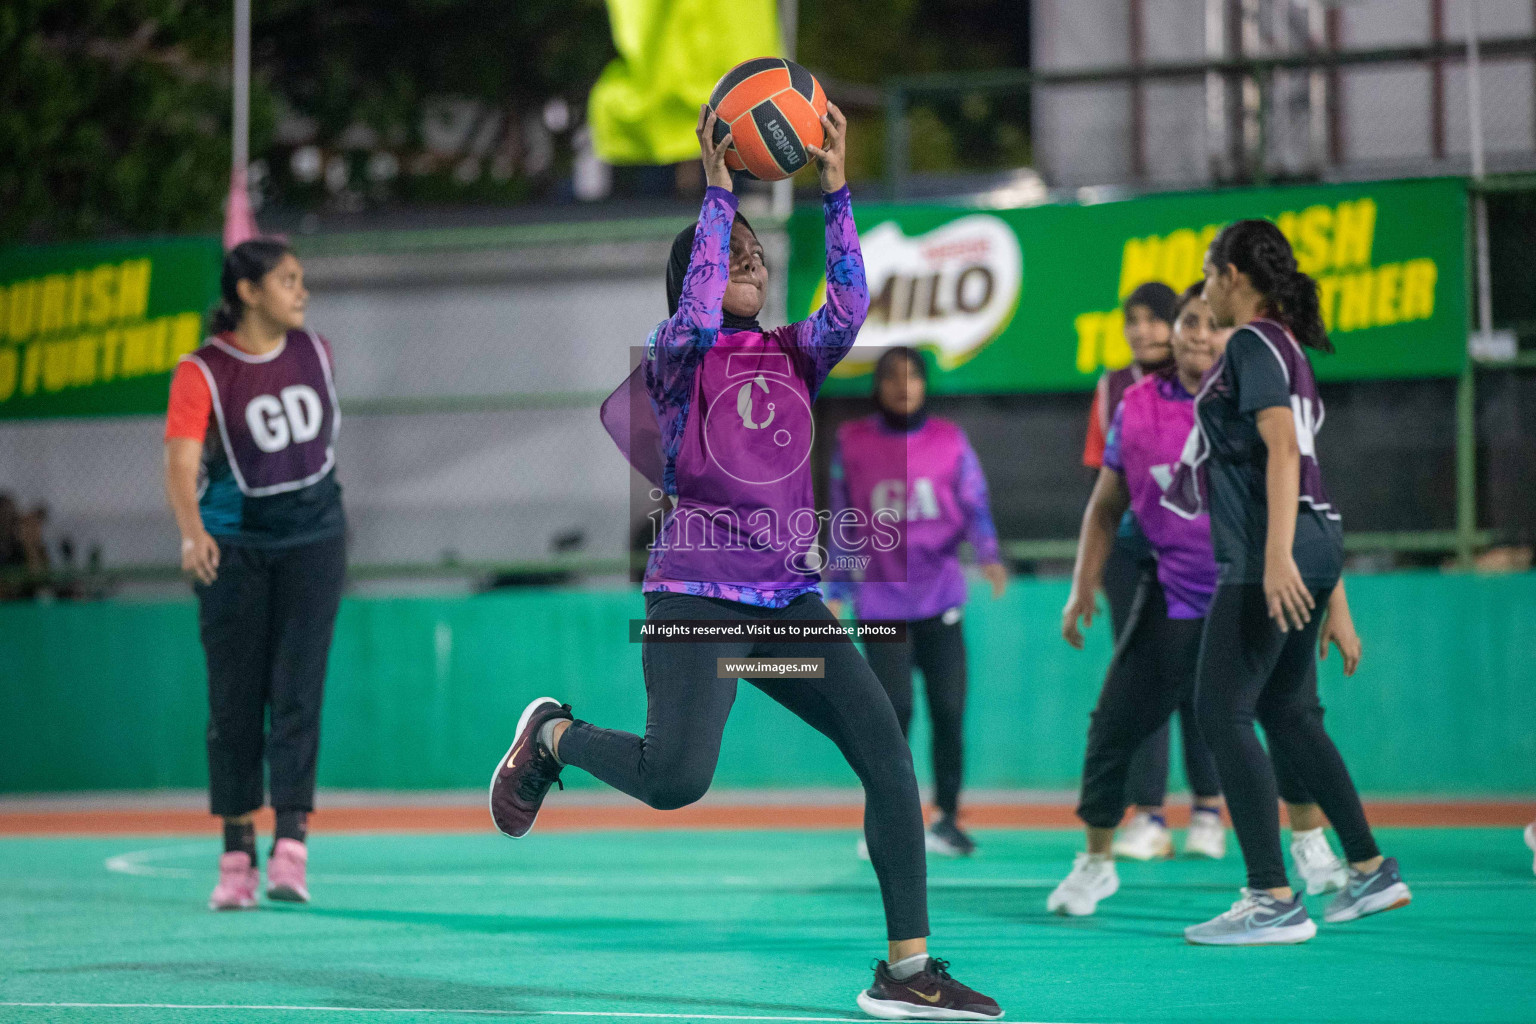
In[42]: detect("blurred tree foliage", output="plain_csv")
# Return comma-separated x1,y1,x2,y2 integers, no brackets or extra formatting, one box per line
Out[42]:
1,0,1028,243
1,0,612,243
0,0,250,243
798,0,1031,182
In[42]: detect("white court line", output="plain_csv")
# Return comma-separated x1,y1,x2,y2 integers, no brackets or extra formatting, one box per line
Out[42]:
0,1004,1080,1024
104,845,1536,890
104,844,1064,887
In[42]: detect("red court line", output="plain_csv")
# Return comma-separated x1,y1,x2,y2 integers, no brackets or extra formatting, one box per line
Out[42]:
0,800,1529,836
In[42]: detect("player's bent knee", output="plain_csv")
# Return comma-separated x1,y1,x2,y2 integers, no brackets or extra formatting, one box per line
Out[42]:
642,775,712,811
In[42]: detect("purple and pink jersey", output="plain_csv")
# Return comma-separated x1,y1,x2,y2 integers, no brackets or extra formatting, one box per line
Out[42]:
826,415,1000,622
601,185,868,607
1103,372,1216,619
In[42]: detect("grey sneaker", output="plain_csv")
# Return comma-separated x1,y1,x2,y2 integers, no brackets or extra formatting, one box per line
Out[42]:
1324,856,1411,923
1185,888,1317,946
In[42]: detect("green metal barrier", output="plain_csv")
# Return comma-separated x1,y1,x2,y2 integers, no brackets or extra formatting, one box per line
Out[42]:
2,571,1532,796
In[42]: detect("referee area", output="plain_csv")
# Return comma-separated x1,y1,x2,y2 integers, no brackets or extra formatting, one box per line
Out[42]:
1,792,1533,1024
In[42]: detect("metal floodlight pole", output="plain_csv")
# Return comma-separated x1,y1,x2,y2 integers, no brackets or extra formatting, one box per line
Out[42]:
233,0,251,176
1466,0,1491,335
1459,0,1488,568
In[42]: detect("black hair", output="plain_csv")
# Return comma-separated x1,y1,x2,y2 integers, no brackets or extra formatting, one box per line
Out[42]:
210,239,293,334
1173,280,1206,320
1208,219,1333,353
1122,281,1178,325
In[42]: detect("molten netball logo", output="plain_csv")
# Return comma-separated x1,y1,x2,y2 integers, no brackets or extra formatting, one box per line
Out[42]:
704,351,813,486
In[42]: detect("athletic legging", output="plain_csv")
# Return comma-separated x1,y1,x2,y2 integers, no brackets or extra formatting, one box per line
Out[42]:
1104,538,1224,807
860,611,967,818
559,591,929,940
1194,583,1381,890
198,533,346,817
1077,576,1312,829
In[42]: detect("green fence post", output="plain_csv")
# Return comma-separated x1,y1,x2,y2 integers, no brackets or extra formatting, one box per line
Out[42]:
885,84,908,201
1456,363,1477,568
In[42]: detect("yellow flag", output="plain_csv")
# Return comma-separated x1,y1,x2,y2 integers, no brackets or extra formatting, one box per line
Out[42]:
589,0,784,165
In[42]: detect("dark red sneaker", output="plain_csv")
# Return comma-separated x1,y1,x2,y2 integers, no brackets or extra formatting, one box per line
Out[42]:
856,957,1003,1020
489,697,572,839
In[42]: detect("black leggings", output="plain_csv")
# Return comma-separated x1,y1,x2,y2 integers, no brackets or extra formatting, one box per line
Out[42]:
1104,540,1225,806
1077,577,1313,829
559,591,929,940
1194,583,1380,890
860,611,967,818
197,533,346,817
1077,579,1206,828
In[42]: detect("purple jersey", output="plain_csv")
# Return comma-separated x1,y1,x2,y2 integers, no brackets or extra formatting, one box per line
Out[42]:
601,185,868,607
1105,373,1216,618
184,330,340,497
1162,317,1343,585
826,415,999,622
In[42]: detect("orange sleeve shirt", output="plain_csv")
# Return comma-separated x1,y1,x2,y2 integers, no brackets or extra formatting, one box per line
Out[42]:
1081,388,1106,469
164,360,212,442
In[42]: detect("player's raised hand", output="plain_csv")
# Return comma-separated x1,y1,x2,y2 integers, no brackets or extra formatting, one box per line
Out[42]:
697,106,734,192
805,102,847,193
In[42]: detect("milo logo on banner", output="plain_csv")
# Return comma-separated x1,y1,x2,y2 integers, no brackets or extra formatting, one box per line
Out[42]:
821,214,1023,378
1075,196,1440,375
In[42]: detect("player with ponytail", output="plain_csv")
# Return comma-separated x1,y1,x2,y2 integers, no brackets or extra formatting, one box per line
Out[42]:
165,239,346,911
1170,219,1410,945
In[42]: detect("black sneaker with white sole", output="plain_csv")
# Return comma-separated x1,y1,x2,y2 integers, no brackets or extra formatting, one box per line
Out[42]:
857,957,1002,1020
489,697,573,839
925,816,976,858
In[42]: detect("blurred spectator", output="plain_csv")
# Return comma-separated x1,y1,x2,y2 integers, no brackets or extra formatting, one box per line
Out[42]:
0,494,50,600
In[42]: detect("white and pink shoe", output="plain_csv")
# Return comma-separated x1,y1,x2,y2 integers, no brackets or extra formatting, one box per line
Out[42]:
265,838,310,903
209,851,259,910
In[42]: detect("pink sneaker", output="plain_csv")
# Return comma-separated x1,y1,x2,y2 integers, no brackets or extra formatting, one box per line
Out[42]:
209,851,258,911
265,838,310,903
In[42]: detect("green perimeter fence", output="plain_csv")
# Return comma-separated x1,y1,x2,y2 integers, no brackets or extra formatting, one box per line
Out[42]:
3,571,1533,796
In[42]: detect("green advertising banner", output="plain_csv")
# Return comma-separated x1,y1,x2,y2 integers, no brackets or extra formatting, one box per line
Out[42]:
0,237,222,418
789,177,1468,394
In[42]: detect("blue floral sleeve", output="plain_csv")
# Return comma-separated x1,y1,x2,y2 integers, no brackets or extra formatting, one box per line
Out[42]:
957,433,1001,564
643,186,736,492
786,186,868,396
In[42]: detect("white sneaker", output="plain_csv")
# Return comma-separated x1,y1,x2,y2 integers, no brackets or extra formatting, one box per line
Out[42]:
1047,853,1119,916
1291,827,1348,895
1184,809,1227,859
1112,812,1173,860
855,836,870,862
1524,821,1535,877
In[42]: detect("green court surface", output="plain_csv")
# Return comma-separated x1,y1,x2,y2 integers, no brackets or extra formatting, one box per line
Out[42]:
1,827,1533,1024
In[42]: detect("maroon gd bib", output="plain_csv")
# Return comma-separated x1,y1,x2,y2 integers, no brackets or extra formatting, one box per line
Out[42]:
183,329,340,497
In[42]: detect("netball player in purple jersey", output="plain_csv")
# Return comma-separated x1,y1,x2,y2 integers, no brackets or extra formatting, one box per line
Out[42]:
1080,283,1219,862
488,106,999,1020
1173,220,1410,945
826,347,1007,859
1049,284,1347,918
165,240,345,910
